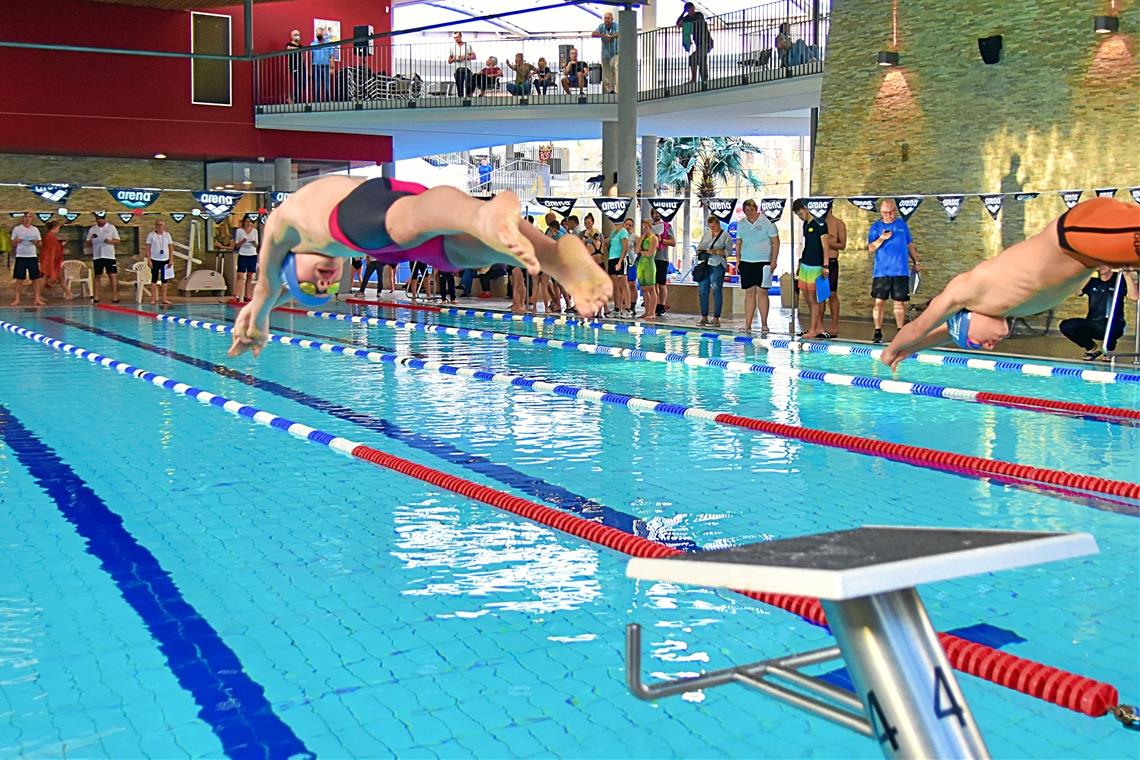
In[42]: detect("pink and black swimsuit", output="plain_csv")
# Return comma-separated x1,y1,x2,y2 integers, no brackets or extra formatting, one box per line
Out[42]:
327,177,454,270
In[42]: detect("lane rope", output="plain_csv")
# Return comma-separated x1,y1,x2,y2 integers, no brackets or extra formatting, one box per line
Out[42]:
101,306,1140,506
4,315,1124,720
346,298,1140,385
307,308,1140,425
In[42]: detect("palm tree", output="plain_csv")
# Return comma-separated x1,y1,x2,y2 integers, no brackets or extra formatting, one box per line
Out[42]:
656,136,763,199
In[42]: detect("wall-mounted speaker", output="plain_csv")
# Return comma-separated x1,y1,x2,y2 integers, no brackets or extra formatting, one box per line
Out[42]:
978,35,1003,65
354,24,374,56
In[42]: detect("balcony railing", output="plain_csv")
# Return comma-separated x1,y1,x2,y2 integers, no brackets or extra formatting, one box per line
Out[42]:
253,1,828,115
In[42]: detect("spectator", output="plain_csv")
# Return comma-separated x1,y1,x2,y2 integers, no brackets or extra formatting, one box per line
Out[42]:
145,219,174,306
310,27,335,100
477,157,493,193
650,208,674,316
40,220,71,300
592,12,620,94
561,48,588,94
541,212,565,311
438,268,457,303
581,212,602,253
868,198,921,343
85,216,121,303
10,212,44,306
506,53,534,96
695,215,730,326
232,217,259,304
776,22,819,68
1060,267,1138,360
449,32,476,97
534,57,556,95
472,56,502,95
825,211,847,337
791,199,832,339
358,259,392,295
676,2,713,84
286,29,305,103
636,218,659,319
607,217,633,316
734,199,779,333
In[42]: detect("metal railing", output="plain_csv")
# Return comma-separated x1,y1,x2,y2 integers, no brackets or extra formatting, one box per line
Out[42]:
252,2,829,114
468,159,552,197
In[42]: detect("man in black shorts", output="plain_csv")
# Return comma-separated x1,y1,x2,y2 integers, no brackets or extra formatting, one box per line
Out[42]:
868,198,921,343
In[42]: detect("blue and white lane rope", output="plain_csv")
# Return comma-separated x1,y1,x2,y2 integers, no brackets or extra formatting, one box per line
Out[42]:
279,309,1140,424
83,311,1140,507
354,301,1140,385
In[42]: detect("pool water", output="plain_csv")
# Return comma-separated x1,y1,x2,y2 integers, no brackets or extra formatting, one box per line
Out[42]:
0,302,1136,759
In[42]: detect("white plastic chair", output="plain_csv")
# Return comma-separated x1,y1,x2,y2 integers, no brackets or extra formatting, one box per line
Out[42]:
120,260,151,303
61,260,93,299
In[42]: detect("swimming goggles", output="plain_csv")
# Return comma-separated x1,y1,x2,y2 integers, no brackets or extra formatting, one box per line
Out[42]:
281,252,339,307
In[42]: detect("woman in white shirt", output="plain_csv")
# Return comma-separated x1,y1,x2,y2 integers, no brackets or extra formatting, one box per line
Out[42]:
695,215,731,326
232,217,260,303
145,219,174,305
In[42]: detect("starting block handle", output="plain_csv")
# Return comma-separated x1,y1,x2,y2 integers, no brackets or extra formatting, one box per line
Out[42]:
823,588,990,759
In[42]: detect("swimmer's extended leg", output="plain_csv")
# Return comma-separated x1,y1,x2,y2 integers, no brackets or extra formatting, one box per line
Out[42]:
386,188,539,274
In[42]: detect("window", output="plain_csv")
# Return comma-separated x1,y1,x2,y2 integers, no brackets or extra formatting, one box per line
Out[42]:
191,12,232,106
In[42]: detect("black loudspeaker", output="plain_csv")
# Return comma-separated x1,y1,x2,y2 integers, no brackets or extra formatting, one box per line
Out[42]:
354,24,374,56
978,35,1002,65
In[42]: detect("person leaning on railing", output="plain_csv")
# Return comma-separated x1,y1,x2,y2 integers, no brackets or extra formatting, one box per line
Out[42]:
285,29,304,103
676,2,713,84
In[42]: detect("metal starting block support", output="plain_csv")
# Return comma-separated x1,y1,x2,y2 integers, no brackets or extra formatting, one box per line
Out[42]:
625,526,1098,760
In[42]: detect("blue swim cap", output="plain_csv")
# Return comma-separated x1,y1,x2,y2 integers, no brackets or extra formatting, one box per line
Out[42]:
945,309,982,349
281,252,337,307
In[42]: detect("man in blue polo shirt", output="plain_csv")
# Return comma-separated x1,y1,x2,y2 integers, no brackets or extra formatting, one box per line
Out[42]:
867,198,922,343
310,27,335,101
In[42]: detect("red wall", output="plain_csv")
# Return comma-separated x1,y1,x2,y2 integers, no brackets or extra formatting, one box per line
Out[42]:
0,0,392,162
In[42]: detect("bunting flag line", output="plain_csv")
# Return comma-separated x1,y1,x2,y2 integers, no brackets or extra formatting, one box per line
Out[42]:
192,190,242,220
116,212,135,224
759,197,786,222
592,196,632,223
170,213,187,223
895,196,923,219
647,197,685,222
848,196,878,211
267,191,293,207
803,197,833,219
35,212,54,223
28,184,74,205
936,195,965,221
64,213,80,222
8,212,24,219
1059,190,1083,208
244,213,261,223
93,211,106,219
1131,188,1140,204
534,197,577,218
1094,188,1117,198
703,197,738,223
1014,192,1039,202
107,187,160,209
979,194,1004,220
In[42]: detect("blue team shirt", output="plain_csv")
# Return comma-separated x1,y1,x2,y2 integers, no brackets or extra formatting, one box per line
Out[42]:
868,218,912,277
596,22,619,58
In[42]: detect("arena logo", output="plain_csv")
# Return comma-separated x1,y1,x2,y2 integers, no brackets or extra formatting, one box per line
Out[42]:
64,212,80,222
36,212,55,223
704,197,738,223
117,213,135,224
1013,192,1039,203
170,213,187,223
28,183,74,204
592,196,632,222
268,191,293,207
804,197,833,219
8,212,25,219
244,213,261,223
759,198,786,222
1130,187,1140,204
192,190,242,219
647,197,685,222
1094,188,1117,198
936,195,965,221
108,187,159,209
1059,190,1083,209
979,194,1003,220
894,196,923,219
848,196,878,212
535,197,576,218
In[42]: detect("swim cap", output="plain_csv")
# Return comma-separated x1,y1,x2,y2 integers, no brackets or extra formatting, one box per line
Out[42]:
945,309,982,350
281,252,338,307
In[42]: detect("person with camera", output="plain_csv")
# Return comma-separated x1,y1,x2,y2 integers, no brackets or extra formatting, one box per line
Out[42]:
868,198,921,343
85,216,122,303
694,215,731,326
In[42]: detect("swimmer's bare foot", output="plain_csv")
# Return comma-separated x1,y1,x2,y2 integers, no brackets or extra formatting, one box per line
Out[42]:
473,192,539,275
537,236,612,317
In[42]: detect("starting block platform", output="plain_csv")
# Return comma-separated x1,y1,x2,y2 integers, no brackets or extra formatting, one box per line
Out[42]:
625,526,1097,759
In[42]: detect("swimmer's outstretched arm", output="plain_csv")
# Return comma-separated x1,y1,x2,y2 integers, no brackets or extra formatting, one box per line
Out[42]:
881,274,971,370
229,212,300,358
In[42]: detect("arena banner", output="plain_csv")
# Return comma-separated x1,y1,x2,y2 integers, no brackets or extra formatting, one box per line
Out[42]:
894,196,923,219
848,196,878,212
8,212,24,218
647,197,685,222
116,212,135,224
1013,192,1039,202
759,198,786,222
268,191,293,207
1059,190,1083,209
1094,188,1117,198
93,211,107,219
192,190,242,220
107,187,160,209
28,183,75,205
534,197,577,218
35,212,54,223
936,195,965,221
704,197,738,223
170,213,187,223
979,194,1004,220
244,213,261,223
803,197,833,219
592,196,632,223
64,212,80,222
1130,188,1140,204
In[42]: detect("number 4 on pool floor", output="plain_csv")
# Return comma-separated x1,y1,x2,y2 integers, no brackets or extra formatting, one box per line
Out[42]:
867,690,900,751
934,666,967,726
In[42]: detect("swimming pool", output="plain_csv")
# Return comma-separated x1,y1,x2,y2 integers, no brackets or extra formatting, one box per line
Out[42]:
0,301,1136,759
